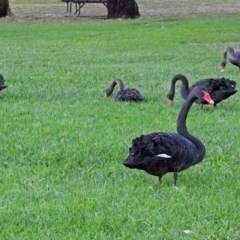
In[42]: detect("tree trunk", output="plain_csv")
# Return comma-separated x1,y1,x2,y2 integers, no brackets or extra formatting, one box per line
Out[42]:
107,0,140,19
0,0,13,18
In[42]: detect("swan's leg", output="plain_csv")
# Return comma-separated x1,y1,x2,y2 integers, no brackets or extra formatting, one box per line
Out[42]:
173,172,178,185
158,176,162,185
200,104,203,109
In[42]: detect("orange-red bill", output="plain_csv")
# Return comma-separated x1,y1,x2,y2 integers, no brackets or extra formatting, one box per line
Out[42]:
167,98,173,105
220,65,225,72
202,91,214,105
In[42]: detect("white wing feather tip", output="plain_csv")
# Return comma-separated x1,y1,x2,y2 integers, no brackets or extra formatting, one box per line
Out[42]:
156,153,172,158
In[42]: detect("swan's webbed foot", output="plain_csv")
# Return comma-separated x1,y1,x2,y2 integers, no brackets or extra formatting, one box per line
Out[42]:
173,172,178,186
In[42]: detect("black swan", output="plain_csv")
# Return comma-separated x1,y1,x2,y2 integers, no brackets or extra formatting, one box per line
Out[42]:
104,79,143,102
167,74,237,108
0,74,8,91
220,47,240,72
123,87,214,185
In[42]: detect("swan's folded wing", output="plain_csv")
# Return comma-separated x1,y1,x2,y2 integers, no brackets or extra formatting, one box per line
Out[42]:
151,133,192,159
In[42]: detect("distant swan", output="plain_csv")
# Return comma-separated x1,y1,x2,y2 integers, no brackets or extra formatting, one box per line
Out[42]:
0,74,8,91
123,87,214,185
167,74,237,108
105,79,143,102
220,47,240,72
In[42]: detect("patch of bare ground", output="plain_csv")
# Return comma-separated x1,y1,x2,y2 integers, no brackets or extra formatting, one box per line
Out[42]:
141,6,240,18
3,2,240,22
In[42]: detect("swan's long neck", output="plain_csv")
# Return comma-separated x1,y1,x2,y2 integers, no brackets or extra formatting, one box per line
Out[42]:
115,79,125,91
105,79,125,96
168,74,190,100
177,92,205,161
224,47,234,59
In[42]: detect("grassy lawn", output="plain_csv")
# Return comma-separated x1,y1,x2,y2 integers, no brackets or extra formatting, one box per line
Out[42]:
1,1,240,239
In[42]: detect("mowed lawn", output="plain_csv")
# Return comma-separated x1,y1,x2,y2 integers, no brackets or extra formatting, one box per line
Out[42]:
0,2,240,239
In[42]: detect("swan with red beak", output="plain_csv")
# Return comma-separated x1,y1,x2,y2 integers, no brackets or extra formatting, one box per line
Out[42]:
123,87,214,186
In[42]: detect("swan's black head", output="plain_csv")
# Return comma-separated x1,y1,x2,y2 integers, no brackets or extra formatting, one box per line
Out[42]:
123,150,146,169
220,78,236,90
123,136,148,169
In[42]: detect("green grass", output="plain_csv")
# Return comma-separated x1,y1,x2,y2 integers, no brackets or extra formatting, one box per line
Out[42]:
1,2,240,239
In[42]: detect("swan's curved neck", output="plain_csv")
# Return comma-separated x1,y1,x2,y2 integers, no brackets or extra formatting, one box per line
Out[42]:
169,75,190,99
224,47,234,59
105,79,125,96
114,79,125,91
177,92,205,161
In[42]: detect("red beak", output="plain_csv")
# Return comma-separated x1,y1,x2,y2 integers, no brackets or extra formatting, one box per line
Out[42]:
202,91,214,105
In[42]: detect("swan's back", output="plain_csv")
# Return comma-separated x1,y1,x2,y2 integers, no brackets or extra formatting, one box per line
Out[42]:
116,88,143,102
228,48,240,66
190,78,237,105
105,79,143,102
195,78,235,89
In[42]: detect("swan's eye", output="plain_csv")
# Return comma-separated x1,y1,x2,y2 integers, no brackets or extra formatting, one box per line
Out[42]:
130,149,141,156
129,148,136,156
131,151,138,156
